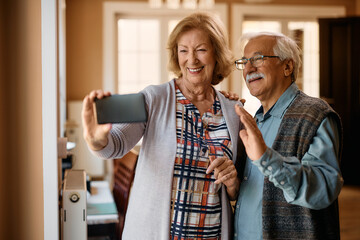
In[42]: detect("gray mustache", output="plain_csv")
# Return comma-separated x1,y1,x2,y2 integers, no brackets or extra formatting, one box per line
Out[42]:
246,73,265,84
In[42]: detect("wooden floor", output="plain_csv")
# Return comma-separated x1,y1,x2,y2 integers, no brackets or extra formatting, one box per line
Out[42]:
339,185,360,240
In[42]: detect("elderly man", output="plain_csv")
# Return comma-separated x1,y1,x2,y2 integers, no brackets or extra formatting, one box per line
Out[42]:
233,32,343,239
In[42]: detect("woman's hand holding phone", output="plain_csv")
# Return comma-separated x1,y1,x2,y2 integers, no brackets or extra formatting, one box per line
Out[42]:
81,90,112,151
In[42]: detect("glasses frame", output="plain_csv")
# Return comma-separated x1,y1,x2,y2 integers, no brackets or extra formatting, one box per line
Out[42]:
235,55,280,70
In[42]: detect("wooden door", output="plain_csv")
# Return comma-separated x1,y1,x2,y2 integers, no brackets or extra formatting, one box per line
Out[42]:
319,17,360,185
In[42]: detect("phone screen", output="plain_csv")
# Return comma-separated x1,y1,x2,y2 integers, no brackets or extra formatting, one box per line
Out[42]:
95,93,147,124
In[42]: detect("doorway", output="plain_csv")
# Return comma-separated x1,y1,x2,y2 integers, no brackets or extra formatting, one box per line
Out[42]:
319,17,360,185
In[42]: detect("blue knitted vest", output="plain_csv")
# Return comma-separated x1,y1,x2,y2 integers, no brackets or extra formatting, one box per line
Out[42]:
262,91,342,240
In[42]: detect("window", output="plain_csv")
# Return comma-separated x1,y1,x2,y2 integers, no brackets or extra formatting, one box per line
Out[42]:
117,19,161,94
103,2,227,94
117,18,183,94
288,21,319,98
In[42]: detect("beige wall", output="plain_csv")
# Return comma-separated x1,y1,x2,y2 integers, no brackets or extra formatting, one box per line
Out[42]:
66,0,358,102
0,0,44,239
67,0,104,100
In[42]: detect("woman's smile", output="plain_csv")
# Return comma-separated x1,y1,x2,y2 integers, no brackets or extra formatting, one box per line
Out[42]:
188,66,204,73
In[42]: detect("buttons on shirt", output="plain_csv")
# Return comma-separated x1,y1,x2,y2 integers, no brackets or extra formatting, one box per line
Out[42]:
267,166,273,171
261,161,266,166
280,181,285,185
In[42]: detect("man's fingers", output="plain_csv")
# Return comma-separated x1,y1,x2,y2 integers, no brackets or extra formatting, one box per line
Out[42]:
235,104,253,119
239,128,248,140
240,98,246,105
229,93,239,100
241,115,257,133
220,90,240,100
220,90,230,98
235,105,259,135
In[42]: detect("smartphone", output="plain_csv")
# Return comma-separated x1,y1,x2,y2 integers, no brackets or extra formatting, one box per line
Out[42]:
95,93,147,124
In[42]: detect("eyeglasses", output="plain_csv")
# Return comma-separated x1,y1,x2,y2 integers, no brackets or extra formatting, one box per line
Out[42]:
235,55,280,70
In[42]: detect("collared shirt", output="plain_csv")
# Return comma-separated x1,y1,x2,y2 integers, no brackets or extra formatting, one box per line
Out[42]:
234,83,342,240
171,84,233,240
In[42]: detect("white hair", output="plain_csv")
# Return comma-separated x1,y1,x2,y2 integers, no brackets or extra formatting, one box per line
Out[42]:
238,31,302,82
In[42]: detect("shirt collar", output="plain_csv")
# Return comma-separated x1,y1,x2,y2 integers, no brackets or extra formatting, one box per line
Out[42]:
255,83,299,122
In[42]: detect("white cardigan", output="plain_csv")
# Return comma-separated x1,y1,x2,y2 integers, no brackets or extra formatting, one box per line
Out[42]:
92,80,242,240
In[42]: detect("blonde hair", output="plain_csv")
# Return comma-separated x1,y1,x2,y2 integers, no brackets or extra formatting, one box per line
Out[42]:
167,12,234,85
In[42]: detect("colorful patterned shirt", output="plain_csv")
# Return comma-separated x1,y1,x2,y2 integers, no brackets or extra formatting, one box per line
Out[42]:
170,85,233,240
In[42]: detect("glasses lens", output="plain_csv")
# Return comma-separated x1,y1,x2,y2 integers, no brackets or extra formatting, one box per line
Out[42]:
235,60,246,70
252,55,264,67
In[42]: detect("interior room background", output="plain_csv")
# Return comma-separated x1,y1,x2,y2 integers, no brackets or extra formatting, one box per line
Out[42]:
1,0,359,239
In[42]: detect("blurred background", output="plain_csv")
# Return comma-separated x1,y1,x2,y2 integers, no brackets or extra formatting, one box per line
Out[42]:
1,0,359,239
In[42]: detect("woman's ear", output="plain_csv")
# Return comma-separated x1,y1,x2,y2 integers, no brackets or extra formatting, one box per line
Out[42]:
284,59,294,78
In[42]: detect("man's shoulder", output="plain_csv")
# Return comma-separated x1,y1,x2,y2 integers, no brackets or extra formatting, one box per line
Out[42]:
291,91,333,113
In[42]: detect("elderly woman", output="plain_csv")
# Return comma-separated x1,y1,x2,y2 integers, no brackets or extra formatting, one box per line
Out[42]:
82,12,244,240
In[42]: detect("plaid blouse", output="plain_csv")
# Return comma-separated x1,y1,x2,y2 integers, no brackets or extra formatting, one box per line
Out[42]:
170,85,233,240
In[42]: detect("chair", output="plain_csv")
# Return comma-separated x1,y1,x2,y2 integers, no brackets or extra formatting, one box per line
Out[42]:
112,150,138,240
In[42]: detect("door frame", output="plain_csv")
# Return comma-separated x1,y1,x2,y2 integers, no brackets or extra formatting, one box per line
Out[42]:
42,0,59,239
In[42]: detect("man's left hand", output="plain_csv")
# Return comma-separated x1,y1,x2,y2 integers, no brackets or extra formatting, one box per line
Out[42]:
235,104,267,161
